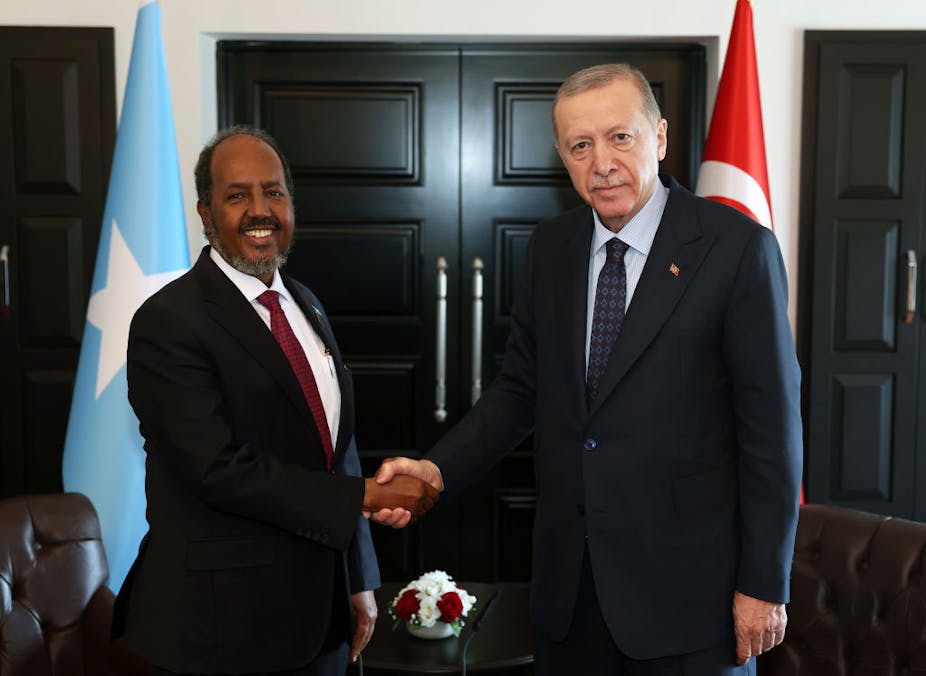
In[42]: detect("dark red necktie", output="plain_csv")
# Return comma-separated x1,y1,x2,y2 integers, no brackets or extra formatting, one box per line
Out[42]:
257,290,334,470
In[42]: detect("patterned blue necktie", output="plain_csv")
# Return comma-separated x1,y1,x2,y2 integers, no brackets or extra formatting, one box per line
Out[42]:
587,238,630,401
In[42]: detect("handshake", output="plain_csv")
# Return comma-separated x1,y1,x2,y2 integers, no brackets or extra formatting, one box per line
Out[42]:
362,458,443,529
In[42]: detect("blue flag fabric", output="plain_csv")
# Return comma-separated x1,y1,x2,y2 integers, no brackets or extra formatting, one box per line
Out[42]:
62,0,189,593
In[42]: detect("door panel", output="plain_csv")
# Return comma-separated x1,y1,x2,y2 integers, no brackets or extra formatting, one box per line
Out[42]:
803,34,926,518
219,42,706,579
0,27,115,498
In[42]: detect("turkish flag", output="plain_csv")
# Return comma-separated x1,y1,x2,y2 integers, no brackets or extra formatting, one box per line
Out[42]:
699,1,804,503
695,0,773,231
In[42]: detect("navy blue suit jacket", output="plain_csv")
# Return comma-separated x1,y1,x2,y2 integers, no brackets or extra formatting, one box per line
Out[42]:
429,175,802,659
112,247,380,673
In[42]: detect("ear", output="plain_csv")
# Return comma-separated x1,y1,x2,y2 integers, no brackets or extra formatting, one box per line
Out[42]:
196,200,210,227
552,108,566,164
656,118,668,162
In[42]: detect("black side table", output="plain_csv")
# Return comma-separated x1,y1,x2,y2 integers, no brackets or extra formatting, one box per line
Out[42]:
350,582,533,675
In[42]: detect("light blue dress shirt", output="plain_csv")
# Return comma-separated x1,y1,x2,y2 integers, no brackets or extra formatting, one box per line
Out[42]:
585,183,670,370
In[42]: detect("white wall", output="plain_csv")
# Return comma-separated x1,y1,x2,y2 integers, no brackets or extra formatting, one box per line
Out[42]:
5,0,926,328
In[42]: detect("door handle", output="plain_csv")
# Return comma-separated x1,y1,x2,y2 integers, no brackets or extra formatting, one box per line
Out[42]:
435,256,448,423
905,250,917,324
1,245,10,320
471,258,484,405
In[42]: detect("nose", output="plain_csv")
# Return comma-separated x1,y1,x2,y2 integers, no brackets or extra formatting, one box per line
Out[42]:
246,191,270,218
591,144,619,177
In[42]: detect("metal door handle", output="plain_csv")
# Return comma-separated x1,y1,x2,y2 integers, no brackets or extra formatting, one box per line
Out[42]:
1,245,10,319
906,250,917,324
435,257,448,423
471,258,484,405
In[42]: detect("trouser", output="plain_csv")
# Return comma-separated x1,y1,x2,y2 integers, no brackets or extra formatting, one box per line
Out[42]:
532,546,756,676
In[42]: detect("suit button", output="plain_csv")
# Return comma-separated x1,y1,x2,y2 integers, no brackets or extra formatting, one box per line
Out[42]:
584,438,597,450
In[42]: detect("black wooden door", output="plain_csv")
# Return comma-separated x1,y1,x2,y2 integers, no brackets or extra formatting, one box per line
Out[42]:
219,42,705,580
802,32,926,518
0,27,115,499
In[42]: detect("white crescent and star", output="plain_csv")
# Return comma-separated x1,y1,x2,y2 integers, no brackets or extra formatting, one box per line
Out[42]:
695,160,773,230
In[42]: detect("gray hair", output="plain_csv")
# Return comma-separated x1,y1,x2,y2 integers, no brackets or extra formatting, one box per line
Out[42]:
552,63,662,138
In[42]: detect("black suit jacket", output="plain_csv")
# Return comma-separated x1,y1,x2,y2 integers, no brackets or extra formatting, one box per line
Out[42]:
429,175,802,659
112,247,379,673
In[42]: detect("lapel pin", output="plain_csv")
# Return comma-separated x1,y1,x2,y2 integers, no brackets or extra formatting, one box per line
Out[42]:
312,305,324,324
669,263,680,277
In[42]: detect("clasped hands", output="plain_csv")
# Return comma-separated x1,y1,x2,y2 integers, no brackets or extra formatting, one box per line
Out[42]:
362,458,443,529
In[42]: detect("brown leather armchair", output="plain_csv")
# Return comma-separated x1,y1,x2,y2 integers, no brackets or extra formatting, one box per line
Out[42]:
0,492,150,675
759,503,926,676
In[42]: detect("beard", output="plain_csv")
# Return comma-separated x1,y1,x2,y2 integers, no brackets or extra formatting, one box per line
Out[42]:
205,214,292,281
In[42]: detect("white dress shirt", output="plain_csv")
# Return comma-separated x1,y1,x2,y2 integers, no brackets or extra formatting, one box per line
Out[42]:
210,247,341,444
585,183,669,369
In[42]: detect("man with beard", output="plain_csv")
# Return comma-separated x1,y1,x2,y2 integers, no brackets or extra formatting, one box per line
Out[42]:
112,126,439,676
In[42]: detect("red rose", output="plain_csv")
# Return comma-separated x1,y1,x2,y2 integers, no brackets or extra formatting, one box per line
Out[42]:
437,591,464,622
395,589,420,620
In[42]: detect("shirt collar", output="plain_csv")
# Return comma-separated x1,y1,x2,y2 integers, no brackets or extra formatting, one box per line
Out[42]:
208,246,292,305
591,181,669,257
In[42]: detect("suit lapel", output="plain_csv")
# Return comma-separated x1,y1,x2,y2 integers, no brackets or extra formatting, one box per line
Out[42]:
589,179,716,417
284,276,355,458
561,210,595,407
194,250,313,425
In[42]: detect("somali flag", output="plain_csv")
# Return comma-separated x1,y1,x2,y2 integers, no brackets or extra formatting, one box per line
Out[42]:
62,0,189,592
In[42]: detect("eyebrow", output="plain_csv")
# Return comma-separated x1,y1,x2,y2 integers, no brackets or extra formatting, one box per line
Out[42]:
564,123,636,142
606,124,636,134
225,180,285,190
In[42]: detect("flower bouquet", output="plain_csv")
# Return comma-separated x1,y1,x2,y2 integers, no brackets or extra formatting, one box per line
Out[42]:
388,570,477,638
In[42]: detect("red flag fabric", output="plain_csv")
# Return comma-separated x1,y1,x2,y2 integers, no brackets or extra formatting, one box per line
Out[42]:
695,0,773,230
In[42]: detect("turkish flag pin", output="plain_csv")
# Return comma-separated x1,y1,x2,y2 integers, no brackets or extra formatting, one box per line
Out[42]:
669,263,680,277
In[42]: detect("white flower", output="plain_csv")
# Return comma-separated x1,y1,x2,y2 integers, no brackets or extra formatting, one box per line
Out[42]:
389,569,477,633
458,588,477,614
417,594,440,627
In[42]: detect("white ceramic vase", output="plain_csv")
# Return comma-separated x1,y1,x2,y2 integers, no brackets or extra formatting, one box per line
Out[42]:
407,620,454,639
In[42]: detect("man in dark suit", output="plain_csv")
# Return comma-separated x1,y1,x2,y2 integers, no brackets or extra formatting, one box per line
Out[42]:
371,64,802,675
112,126,438,676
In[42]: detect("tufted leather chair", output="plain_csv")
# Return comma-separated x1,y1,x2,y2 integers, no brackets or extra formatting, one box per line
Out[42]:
758,503,926,676
0,492,150,675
